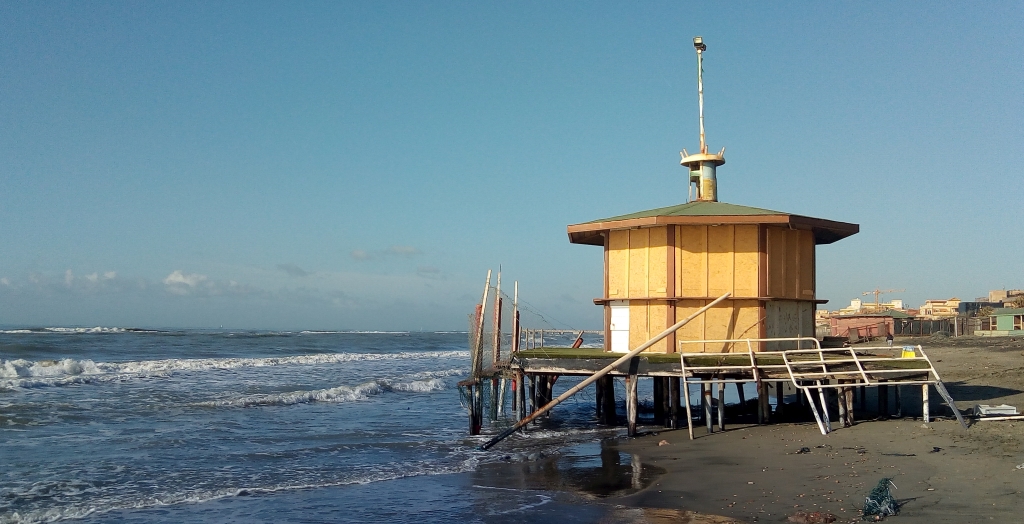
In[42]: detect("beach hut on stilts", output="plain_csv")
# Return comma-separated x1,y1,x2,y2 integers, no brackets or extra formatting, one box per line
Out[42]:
467,37,967,451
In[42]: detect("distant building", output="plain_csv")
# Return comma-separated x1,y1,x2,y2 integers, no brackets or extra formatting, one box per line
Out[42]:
829,310,911,341
918,298,961,319
988,289,1024,302
976,308,1024,337
836,298,905,316
959,301,1003,317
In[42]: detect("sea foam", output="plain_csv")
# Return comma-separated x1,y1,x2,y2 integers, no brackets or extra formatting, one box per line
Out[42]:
0,352,468,390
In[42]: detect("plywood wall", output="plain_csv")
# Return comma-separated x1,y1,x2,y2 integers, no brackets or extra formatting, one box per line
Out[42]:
676,225,759,298
674,299,761,353
607,227,669,299
766,227,816,300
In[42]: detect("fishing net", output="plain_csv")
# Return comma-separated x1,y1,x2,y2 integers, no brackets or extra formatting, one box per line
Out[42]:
862,478,899,520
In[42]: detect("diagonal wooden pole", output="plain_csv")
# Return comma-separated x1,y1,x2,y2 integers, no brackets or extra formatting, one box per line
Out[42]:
480,292,731,450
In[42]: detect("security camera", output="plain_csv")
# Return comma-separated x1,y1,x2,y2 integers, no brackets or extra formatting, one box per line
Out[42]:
693,36,706,52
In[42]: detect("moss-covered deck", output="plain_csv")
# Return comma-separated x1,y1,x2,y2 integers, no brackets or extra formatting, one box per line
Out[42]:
512,347,932,381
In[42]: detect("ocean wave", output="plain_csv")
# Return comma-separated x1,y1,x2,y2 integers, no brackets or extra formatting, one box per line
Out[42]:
194,375,452,408
0,352,469,390
0,327,162,335
0,456,481,524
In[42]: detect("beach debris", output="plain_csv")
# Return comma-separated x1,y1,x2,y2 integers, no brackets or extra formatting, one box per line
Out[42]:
658,439,671,446
787,511,837,524
862,478,899,521
974,404,1018,416
930,447,941,453
1014,463,1024,470
794,447,812,454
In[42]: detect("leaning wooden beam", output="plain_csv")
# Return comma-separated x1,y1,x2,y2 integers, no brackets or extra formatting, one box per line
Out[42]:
472,270,491,378
479,292,731,450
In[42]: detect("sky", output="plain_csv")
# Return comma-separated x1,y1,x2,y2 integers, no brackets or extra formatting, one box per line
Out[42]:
1,2,1022,331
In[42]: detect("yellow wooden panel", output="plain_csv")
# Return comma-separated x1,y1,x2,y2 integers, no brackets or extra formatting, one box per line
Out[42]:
674,300,706,353
648,226,668,297
785,229,800,299
707,225,734,296
674,226,683,297
679,225,707,297
628,229,649,298
732,300,762,339
734,225,759,297
766,227,786,298
607,230,629,297
798,230,815,299
628,301,649,350
704,304,739,352
646,303,669,353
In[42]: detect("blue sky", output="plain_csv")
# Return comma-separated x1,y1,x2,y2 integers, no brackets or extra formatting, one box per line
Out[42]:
1,2,1021,330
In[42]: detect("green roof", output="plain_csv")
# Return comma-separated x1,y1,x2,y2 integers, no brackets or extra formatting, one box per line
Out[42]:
567,200,860,246
584,201,784,223
993,308,1024,316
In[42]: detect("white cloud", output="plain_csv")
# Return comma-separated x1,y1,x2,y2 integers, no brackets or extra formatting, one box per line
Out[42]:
350,249,371,261
86,272,99,283
104,271,116,280
64,269,74,287
163,270,208,295
0,277,9,287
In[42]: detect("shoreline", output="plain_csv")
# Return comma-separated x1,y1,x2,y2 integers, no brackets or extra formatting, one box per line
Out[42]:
473,336,1024,522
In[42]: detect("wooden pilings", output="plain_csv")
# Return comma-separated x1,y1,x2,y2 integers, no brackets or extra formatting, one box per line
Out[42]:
625,374,638,437
922,384,930,423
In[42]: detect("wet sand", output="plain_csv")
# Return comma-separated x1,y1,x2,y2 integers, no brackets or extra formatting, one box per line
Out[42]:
604,336,1024,522
469,336,1024,522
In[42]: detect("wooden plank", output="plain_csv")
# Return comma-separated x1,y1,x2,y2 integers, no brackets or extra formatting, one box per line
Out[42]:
767,227,786,298
707,225,734,297
628,228,649,297
608,230,629,299
734,224,759,297
680,225,708,297
649,226,668,297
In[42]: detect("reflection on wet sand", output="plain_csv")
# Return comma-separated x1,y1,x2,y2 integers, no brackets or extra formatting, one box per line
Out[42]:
473,442,662,498
470,440,740,523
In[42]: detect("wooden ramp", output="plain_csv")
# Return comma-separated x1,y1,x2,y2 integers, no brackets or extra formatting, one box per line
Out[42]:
678,338,967,438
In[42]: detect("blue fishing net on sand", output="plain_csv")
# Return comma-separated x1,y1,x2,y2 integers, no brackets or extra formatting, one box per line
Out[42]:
863,478,899,520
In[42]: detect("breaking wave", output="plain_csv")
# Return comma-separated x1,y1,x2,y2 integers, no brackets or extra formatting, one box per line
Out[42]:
0,352,468,390
194,374,457,408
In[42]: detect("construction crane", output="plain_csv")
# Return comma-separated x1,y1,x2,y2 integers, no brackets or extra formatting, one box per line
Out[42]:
862,288,905,310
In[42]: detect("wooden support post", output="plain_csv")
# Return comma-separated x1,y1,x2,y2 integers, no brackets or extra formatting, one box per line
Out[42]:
717,381,725,431
684,379,695,440
878,384,888,418
653,377,665,425
472,384,483,435
894,385,902,418
529,374,537,417
859,385,867,410
515,371,525,423
704,382,713,434
922,384,930,423
669,377,681,430
736,382,746,413
837,383,847,427
775,382,784,419
595,375,604,420
844,385,855,427
626,374,638,437
602,376,617,425
756,381,765,424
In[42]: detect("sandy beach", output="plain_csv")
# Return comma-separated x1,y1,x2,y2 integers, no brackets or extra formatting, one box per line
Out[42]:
477,336,1024,523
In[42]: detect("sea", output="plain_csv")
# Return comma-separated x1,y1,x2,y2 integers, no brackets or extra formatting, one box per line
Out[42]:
0,328,655,523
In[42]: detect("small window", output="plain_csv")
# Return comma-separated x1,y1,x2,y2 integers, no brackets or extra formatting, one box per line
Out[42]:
1015,315,1023,331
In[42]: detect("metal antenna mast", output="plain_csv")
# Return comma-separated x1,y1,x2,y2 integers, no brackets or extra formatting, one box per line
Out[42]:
695,36,707,154
680,36,725,202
